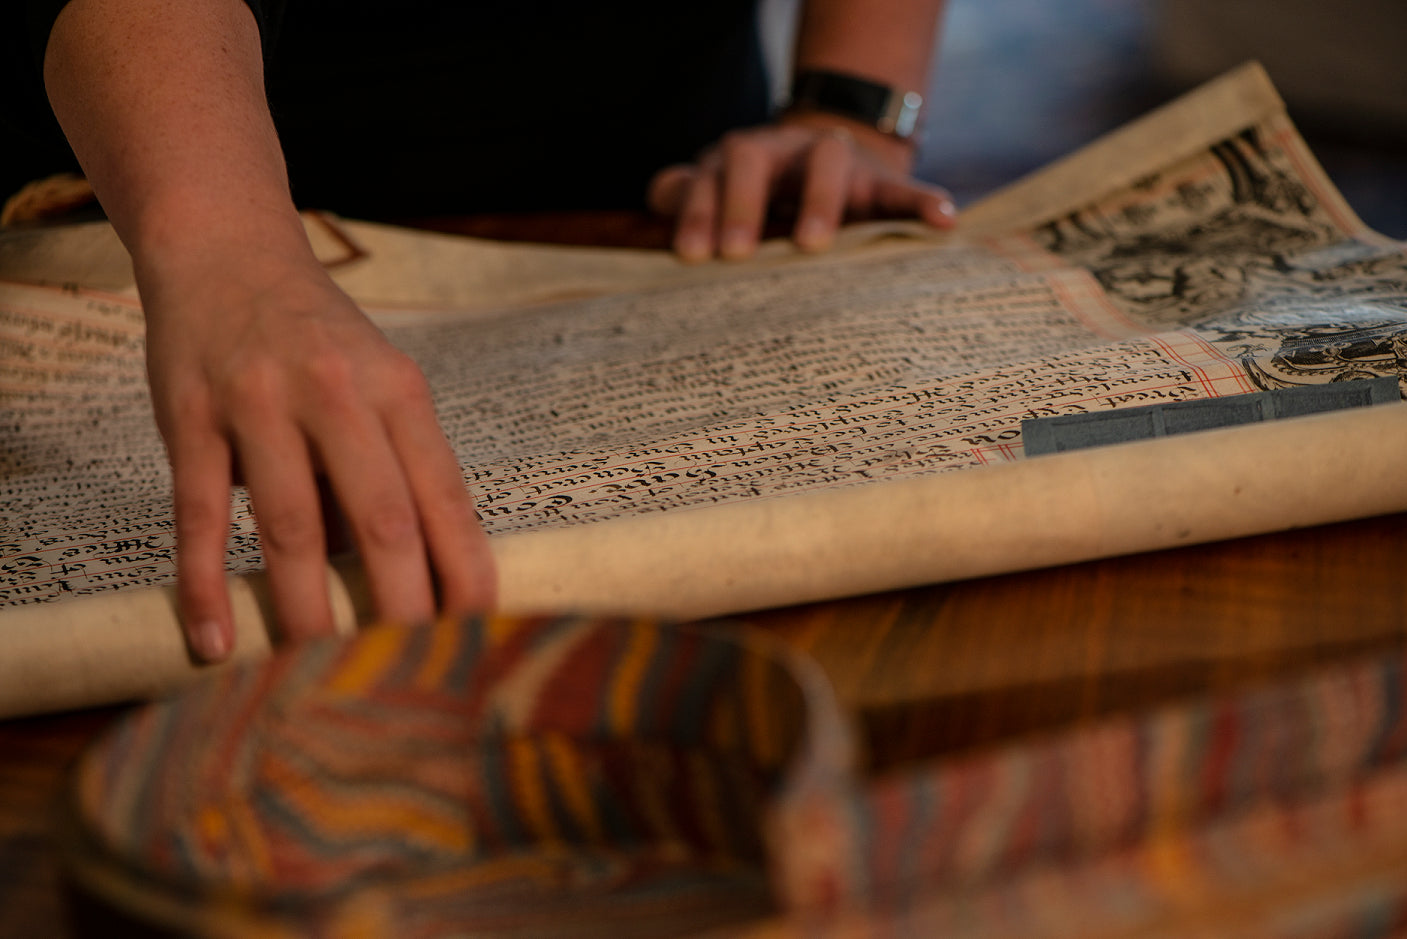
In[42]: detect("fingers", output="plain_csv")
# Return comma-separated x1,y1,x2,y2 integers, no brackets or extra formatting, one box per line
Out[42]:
793,130,855,252
669,131,782,262
657,123,958,261
384,387,497,615
169,418,236,663
232,406,337,641
311,423,435,630
717,135,771,260
871,174,958,229
672,158,721,262
236,349,493,641
306,352,489,626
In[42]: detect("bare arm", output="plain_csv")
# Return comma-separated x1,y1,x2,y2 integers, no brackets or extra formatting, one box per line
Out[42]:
44,0,495,660
793,0,942,94
44,0,296,265
649,0,953,260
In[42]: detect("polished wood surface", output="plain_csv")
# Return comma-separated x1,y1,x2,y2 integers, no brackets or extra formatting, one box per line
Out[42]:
745,511,1407,771
2,213,1403,934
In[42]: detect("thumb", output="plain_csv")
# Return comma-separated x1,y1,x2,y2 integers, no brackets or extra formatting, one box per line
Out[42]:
873,175,958,228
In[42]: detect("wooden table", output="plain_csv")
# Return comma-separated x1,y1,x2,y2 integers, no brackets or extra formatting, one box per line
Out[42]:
3,214,1404,934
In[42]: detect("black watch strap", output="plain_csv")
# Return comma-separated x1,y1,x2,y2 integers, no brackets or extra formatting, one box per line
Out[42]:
788,69,924,139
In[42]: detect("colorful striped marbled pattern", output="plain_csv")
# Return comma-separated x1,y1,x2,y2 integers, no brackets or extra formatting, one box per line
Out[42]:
71,615,814,936
68,615,1407,937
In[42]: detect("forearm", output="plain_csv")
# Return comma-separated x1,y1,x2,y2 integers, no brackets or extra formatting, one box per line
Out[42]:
793,0,946,94
788,0,945,170
42,0,311,280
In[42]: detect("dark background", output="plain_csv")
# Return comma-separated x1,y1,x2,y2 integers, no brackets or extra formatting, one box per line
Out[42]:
780,0,1407,238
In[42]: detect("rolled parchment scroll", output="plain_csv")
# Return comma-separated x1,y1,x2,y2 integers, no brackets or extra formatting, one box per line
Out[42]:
4,403,1404,718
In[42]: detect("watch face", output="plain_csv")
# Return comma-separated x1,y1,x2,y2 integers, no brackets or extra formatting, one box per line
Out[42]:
887,91,926,139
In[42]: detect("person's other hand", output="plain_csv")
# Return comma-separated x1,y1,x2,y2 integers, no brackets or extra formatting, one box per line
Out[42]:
647,113,956,262
140,248,496,662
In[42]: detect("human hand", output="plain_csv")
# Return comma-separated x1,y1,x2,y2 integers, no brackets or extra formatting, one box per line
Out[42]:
139,248,496,662
647,113,956,262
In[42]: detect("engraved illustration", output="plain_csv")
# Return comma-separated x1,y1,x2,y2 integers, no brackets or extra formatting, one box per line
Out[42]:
1032,128,1344,329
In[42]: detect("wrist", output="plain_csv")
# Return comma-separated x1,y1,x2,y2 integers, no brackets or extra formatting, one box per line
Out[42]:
778,110,917,175
787,68,925,141
129,189,316,288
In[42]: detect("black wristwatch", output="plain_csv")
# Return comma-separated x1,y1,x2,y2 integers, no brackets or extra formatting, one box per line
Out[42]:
788,69,924,140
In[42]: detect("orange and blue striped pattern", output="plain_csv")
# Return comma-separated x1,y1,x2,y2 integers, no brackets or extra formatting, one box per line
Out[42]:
73,615,809,936
71,615,1407,937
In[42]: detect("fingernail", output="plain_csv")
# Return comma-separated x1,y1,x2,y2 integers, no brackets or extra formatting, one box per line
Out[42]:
191,619,231,662
938,198,958,220
796,216,831,250
719,225,754,260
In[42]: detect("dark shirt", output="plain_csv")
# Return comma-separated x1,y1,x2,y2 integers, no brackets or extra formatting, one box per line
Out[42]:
2,1,770,217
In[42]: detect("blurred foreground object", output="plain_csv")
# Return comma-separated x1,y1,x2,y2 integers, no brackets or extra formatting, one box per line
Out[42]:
60,615,1407,937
